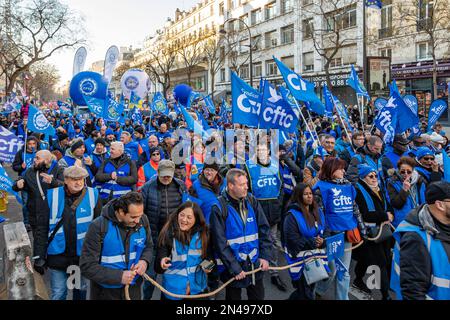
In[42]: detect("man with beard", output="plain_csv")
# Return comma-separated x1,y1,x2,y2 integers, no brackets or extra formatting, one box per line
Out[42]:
347,135,384,184
59,138,97,187
12,150,64,268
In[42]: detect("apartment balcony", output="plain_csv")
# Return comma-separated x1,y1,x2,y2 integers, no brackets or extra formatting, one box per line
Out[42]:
378,27,393,39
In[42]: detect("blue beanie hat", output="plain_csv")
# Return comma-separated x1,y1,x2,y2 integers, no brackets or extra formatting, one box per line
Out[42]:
416,147,434,160
358,164,376,179
105,128,114,136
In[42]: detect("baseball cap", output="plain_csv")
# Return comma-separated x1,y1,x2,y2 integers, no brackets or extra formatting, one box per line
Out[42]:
158,160,175,177
426,181,450,204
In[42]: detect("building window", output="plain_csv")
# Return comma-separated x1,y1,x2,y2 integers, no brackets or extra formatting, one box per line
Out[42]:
240,64,250,79
327,4,356,31
265,30,278,48
281,24,294,44
220,68,226,82
265,2,276,20
281,0,293,14
219,2,225,16
302,0,313,5
330,57,342,68
239,14,248,30
379,0,393,38
379,48,392,58
193,77,205,91
417,42,433,60
341,4,357,29
251,8,262,25
281,56,295,70
253,62,262,78
239,39,249,53
303,18,313,39
418,0,434,20
303,52,314,72
342,45,357,65
266,60,278,76
210,5,214,16
252,35,262,51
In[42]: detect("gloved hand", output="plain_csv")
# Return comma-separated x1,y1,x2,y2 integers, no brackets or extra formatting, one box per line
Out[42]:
33,258,47,275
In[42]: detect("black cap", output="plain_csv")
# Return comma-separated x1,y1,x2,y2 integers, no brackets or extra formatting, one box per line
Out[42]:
57,132,69,141
94,138,106,147
425,181,450,204
134,126,145,135
393,134,410,146
203,161,220,172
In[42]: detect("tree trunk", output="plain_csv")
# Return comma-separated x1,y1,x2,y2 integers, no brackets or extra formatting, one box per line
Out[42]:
324,61,332,89
432,56,438,100
210,69,215,101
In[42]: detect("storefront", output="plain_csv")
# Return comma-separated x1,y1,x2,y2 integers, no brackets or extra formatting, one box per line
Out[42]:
392,60,450,123
303,72,357,106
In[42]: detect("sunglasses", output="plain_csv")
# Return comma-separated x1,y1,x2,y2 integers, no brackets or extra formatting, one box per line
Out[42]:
151,153,160,156
400,170,412,175
367,174,377,179
423,157,435,161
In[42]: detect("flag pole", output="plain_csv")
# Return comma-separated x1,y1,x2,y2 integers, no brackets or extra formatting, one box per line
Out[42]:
293,98,320,147
358,95,365,134
332,96,356,154
305,107,321,143
22,121,28,164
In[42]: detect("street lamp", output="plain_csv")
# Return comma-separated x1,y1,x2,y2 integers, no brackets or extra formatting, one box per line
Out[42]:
219,17,253,87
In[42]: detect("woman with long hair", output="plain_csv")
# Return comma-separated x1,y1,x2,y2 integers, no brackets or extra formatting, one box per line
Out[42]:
155,201,212,300
283,183,328,300
312,157,367,300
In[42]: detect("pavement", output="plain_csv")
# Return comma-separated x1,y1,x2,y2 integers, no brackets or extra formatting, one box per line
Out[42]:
0,164,384,301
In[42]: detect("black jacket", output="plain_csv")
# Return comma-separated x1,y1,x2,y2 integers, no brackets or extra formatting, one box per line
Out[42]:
12,148,39,176
346,146,382,183
12,162,64,259
209,192,272,288
397,204,450,300
79,200,153,300
45,187,103,270
141,177,187,248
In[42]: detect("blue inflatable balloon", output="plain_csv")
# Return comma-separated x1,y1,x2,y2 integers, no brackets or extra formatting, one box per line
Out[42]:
70,71,109,106
173,84,192,107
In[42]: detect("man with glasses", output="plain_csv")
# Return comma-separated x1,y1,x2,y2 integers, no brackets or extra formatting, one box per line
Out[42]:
321,134,338,158
137,147,161,189
137,135,165,168
347,135,384,183
390,181,450,300
415,147,443,185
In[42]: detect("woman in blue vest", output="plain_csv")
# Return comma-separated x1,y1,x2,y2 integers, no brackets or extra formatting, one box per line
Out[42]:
313,157,367,300
354,164,394,300
387,156,426,228
155,201,212,300
283,183,328,300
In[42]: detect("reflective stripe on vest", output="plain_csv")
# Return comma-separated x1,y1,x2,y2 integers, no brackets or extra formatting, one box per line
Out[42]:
390,221,450,300
389,180,425,228
162,232,207,300
47,187,98,256
100,219,147,289
100,161,132,199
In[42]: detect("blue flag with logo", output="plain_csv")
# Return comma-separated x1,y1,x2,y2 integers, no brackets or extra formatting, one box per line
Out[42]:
274,57,325,114
326,233,345,261
130,107,143,125
374,97,388,111
179,103,208,137
389,79,400,96
151,92,169,115
402,95,418,116
83,95,105,117
231,72,262,127
279,85,301,119
347,65,370,98
104,98,124,122
443,151,450,183
260,80,299,133
220,99,230,124
28,105,56,136
188,91,202,109
195,110,211,130
392,91,419,134
0,164,22,205
0,126,24,163
335,258,349,281
57,100,72,112
365,0,382,9
427,99,448,131
374,96,398,144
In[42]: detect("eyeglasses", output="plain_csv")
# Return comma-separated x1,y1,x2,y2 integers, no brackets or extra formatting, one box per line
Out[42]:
423,157,435,161
151,153,160,156
400,170,413,175
367,174,377,179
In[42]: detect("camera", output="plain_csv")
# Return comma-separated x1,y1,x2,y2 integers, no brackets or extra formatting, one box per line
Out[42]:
200,259,215,271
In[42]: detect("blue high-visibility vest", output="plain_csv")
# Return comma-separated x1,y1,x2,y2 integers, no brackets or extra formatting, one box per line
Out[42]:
100,161,132,199
47,187,98,256
313,181,357,232
391,221,450,300
388,179,425,228
383,151,401,170
142,162,158,182
280,164,296,196
84,138,96,155
100,219,147,289
162,232,207,300
246,160,281,200
192,179,226,225
354,154,383,179
283,208,327,281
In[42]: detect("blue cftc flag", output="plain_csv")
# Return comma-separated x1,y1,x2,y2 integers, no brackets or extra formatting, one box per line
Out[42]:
151,92,169,115
391,91,419,134
347,65,370,98
274,56,325,114
374,96,398,144
0,126,24,163
231,72,262,127
83,95,105,117
0,164,22,205
365,0,382,9
443,151,450,182
427,99,448,131
28,105,56,136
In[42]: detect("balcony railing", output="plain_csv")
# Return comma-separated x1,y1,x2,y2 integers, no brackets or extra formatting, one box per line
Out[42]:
378,27,393,39
417,18,432,32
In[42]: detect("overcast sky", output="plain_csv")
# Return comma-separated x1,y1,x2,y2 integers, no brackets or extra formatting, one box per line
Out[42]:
50,0,199,86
